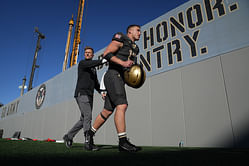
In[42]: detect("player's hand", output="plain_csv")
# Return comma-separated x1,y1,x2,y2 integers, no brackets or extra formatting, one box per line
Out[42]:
122,60,134,68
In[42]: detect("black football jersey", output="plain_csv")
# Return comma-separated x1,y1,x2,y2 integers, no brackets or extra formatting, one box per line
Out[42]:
109,32,139,72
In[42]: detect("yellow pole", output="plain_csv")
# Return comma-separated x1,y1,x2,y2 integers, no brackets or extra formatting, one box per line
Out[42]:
70,0,85,67
62,15,74,71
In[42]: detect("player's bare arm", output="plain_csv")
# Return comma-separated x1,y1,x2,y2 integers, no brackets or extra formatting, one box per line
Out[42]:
103,40,133,68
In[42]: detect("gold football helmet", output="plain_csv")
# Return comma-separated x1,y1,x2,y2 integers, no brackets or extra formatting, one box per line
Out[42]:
124,64,146,89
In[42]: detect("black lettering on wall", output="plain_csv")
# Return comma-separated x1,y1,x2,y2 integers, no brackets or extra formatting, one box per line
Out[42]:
194,4,203,27
229,2,239,12
204,0,226,22
170,12,185,38
201,46,208,55
204,0,213,21
12,104,16,114
150,27,154,47
183,30,200,57
172,40,182,63
156,21,169,43
167,39,182,65
167,42,173,65
1,100,20,118
7,105,11,116
1,107,6,118
162,21,168,41
156,24,162,43
143,30,149,49
143,27,154,49
15,100,19,113
153,45,164,69
187,4,203,29
140,51,151,72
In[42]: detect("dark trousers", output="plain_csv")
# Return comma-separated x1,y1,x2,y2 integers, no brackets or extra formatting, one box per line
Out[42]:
66,95,93,140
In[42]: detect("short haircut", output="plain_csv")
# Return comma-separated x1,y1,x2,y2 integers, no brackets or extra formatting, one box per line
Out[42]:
84,46,94,53
126,24,140,33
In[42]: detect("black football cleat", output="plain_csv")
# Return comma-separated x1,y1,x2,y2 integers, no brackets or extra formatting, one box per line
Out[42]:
84,130,100,151
127,140,142,151
63,134,73,148
119,139,141,152
84,142,100,151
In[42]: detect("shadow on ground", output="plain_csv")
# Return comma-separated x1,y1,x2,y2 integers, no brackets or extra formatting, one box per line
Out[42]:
1,141,249,166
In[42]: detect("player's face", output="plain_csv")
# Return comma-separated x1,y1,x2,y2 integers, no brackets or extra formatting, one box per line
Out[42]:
130,26,141,41
84,49,94,60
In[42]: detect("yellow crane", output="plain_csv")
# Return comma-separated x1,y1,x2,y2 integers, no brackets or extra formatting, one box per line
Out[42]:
63,0,85,71
62,15,74,72
70,0,85,67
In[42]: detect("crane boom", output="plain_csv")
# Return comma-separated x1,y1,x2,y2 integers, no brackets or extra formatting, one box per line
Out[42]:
69,0,85,67
62,15,74,72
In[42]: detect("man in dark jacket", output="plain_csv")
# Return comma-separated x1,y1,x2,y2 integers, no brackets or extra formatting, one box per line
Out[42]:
63,46,106,151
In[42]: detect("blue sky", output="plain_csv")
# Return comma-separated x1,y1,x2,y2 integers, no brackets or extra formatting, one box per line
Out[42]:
0,0,188,105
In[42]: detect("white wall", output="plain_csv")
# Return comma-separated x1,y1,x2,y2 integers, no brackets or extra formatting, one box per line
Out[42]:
1,46,248,147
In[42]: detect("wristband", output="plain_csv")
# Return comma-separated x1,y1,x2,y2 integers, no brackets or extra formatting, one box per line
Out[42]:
104,52,114,61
